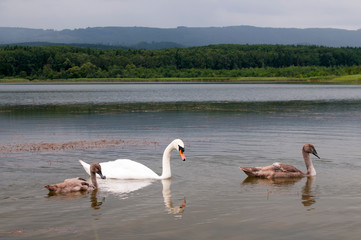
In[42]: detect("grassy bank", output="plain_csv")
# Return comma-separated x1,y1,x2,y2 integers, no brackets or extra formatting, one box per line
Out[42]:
0,74,361,84
1,75,361,84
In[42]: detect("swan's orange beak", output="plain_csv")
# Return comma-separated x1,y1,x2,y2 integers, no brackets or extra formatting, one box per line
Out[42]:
179,150,186,161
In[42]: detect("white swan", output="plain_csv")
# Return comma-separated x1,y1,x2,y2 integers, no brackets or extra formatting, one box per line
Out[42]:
79,139,186,179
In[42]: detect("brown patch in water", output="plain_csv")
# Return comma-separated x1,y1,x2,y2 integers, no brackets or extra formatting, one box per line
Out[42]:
0,139,159,154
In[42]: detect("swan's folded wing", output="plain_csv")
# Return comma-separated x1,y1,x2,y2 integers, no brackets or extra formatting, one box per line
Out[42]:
100,159,160,179
276,163,302,173
240,166,272,177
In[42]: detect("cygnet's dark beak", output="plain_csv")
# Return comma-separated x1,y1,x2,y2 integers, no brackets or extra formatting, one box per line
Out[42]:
312,149,320,159
97,170,106,179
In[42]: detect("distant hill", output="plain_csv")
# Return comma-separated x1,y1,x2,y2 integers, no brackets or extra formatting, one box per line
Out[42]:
1,26,361,48
0,41,184,50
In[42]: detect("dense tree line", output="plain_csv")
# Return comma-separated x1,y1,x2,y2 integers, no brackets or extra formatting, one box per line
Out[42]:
1,44,361,80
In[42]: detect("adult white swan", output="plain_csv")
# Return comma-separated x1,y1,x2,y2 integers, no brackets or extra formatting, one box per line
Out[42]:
79,139,186,180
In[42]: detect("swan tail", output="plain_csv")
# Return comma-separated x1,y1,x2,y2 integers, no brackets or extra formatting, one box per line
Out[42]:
44,184,58,192
240,167,260,177
79,160,91,176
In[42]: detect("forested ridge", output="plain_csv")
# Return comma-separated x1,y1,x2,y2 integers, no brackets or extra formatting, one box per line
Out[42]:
3,26,361,47
2,44,361,80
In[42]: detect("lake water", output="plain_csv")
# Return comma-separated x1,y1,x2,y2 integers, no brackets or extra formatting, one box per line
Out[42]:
1,84,361,240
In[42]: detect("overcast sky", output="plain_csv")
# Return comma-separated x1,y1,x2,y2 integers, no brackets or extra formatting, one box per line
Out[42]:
0,0,360,30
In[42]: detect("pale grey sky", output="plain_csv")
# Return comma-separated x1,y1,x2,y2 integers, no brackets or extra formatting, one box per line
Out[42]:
0,0,360,30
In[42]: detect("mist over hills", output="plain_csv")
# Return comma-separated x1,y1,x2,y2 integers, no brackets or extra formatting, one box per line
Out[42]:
1,26,361,48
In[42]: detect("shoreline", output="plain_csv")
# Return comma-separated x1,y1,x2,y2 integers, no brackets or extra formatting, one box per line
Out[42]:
1,75,361,84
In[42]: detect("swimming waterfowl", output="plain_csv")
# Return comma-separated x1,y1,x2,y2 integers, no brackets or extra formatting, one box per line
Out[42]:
44,163,106,193
79,139,186,180
240,143,320,178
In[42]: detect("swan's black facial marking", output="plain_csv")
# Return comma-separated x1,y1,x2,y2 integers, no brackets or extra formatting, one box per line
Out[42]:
178,145,185,153
178,145,186,161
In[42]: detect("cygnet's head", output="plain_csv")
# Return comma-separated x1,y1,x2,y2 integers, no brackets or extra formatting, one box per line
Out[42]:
303,143,320,159
90,163,106,179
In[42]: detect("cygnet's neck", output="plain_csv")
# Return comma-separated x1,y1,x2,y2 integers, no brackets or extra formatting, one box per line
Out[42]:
161,142,176,179
303,150,316,176
90,171,98,188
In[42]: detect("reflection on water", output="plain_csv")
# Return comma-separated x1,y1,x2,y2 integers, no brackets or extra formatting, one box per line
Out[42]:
242,176,303,186
46,189,105,210
302,177,316,210
90,190,105,210
44,177,188,217
2,100,361,114
1,84,361,107
162,180,186,218
99,179,153,198
46,190,90,199
1,84,361,239
242,176,316,209
100,178,186,218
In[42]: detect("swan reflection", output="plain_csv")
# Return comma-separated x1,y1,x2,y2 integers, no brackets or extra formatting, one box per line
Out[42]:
90,189,105,210
242,176,302,186
46,188,106,209
162,180,186,218
242,176,316,209
100,178,186,218
46,190,89,199
301,177,316,209
46,177,186,216
99,179,153,198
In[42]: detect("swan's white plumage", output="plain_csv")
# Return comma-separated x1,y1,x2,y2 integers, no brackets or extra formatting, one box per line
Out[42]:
79,139,185,180
79,159,160,179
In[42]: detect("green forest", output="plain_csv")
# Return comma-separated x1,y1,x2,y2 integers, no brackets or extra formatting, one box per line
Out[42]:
2,44,361,80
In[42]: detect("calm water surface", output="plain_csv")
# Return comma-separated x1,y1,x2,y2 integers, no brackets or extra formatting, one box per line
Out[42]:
1,84,361,240
1,83,361,105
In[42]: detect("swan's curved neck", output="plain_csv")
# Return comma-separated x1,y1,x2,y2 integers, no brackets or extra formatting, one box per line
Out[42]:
160,142,176,179
303,150,316,176
90,171,98,188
